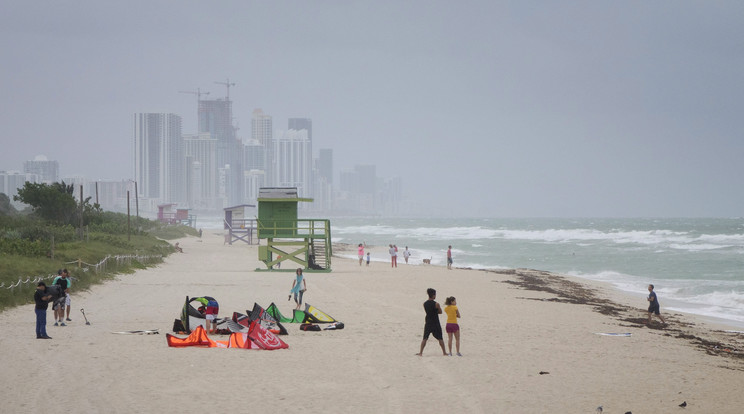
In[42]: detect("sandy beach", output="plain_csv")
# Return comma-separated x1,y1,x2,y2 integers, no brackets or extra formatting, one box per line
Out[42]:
2,232,743,413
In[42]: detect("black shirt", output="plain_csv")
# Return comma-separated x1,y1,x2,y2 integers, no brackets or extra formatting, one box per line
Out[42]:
55,277,68,291
34,289,50,310
424,299,440,326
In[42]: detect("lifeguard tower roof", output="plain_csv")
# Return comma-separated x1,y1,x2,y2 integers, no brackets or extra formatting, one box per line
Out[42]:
223,204,256,211
258,187,313,202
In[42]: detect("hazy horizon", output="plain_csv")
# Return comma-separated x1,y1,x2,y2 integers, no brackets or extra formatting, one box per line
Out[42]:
2,1,743,218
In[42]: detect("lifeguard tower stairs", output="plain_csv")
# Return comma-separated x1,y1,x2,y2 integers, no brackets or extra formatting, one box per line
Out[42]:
255,187,332,273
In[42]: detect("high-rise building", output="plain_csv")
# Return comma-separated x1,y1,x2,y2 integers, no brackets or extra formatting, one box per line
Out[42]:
244,139,266,171
288,118,312,141
252,109,273,186
200,99,241,205
242,169,265,205
23,155,59,184
274,129,312,197
0,170,39,208
252,109,273,146
134,113,186,203
183,132,219,209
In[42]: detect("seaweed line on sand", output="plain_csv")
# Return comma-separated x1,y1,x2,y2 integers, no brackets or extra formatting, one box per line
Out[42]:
483,267,744,368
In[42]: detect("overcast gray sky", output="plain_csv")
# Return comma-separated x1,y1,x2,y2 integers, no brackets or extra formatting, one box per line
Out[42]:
2,1,742,217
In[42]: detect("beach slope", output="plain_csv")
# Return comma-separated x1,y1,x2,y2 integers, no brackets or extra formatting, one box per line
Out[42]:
2,233,742,413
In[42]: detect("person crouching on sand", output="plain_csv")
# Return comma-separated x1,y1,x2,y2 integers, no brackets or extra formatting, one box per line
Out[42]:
444,296,462,356
416,288,447,356
647,284,666,326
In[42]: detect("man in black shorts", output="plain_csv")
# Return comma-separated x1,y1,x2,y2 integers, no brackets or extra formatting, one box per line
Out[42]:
416,288,447,356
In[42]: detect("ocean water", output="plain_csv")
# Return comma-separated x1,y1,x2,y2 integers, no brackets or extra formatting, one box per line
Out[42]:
330,217,744,328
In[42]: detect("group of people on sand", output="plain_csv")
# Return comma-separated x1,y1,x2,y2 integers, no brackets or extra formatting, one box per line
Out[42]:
358,243,451,268
33,269,73,339
416,288,462,357
412,284,667,357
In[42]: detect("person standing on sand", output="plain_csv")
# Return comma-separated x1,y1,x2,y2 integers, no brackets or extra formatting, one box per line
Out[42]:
34,282,53,339
59,269,72,321
416,288,447,356
53,269,69,326
389,244,396,268
403,246,411,264
289,268,307,310
647,284,666,326
358,243,365,266
444,296,462,356
447,245,453,270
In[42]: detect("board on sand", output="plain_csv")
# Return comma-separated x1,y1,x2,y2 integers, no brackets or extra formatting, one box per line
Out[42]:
111,329,160,335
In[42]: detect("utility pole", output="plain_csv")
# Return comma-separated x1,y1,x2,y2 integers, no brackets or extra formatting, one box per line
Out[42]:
79,185,84,241
214,78,235,101
134,181,139,218
127,191,131,242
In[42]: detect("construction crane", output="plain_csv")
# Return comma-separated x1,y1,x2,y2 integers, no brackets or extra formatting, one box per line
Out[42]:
179,88,210,103
214,78,235,101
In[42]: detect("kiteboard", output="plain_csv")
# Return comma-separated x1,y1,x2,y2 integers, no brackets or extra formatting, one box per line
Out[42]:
111,329,160,335
594,332,632,337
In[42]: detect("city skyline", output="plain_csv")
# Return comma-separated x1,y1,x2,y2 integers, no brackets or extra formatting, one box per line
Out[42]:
2,3,743,217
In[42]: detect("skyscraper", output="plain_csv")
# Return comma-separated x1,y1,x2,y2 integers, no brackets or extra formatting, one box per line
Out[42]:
199,99,241,205
183,132,218,209
274,129,312,197
288,118,312,141
134,113,185,203
23,155,59,184
252,109,273,186
0,170,39,207
317,148,333,185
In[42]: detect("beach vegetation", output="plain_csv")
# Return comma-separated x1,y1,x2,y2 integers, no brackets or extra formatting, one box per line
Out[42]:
0,192,196,311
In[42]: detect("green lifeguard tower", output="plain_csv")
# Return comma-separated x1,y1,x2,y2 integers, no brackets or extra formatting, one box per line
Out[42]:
256,187,332,272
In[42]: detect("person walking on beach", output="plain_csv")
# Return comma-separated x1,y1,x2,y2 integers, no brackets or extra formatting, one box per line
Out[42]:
358,243,365,266
403,246,411,264
389,244,398,268
444,296,462,356
416,288,447,356
647,284,666,326
34,282,53,339
447,245,453,270
289,268,307,310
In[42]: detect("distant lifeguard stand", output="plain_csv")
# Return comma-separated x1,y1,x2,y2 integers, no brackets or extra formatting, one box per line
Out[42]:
157,204,197,227
256,187,332,272
223,204,257,245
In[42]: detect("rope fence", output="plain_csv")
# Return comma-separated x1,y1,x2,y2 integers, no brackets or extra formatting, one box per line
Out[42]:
0,254,162,290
